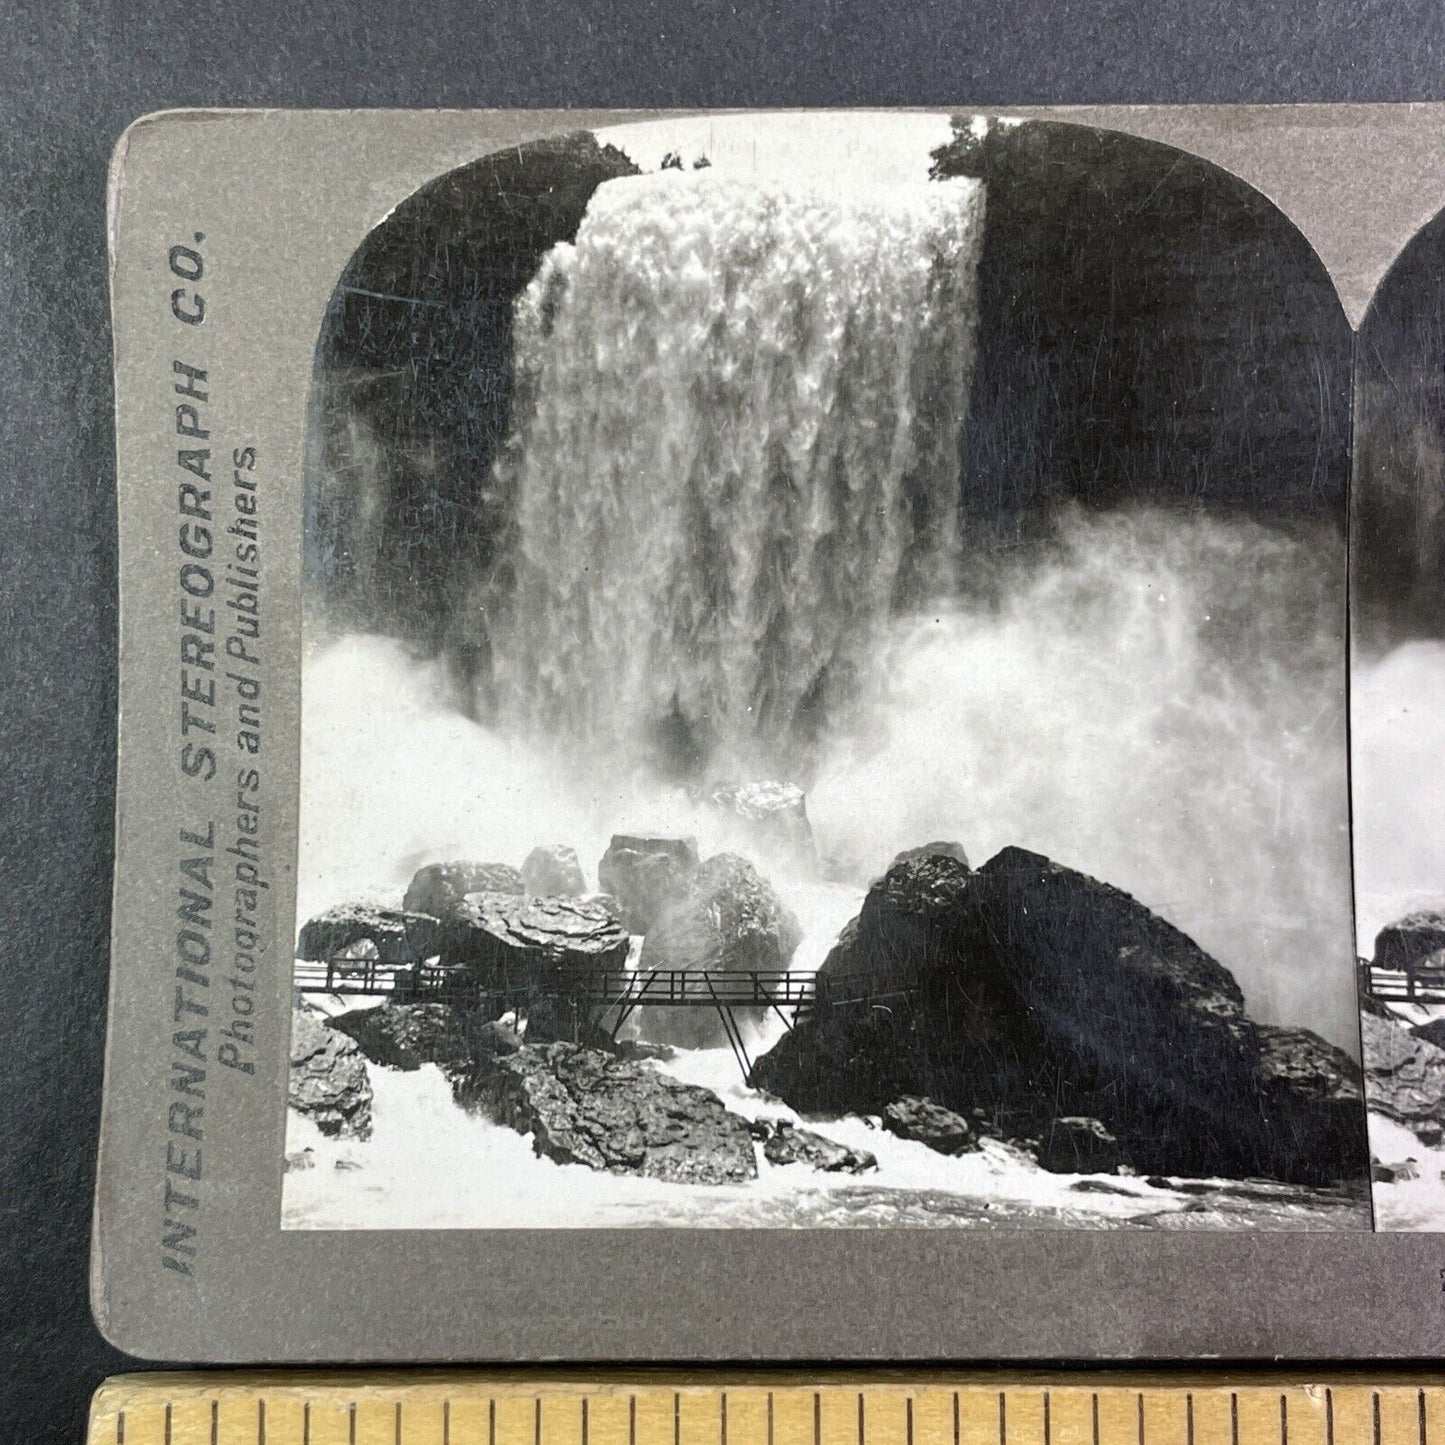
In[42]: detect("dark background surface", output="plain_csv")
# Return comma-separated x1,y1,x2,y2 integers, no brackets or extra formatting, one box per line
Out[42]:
3,3,1444,1442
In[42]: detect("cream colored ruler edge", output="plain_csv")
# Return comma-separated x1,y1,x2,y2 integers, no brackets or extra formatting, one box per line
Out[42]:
88,1374,1445,1445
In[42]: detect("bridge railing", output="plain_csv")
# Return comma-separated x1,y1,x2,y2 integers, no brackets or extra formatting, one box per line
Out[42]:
292,957,923,1013
291,959,815,1004
293,957,465,997
1359,955,1445,1003
561,968,814,1008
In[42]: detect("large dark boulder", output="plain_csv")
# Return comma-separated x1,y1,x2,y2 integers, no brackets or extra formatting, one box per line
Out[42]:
289,1008,373,1138
441,893,631,1041
443,893,630,971
450,1042,757,1183
597,835,699,934
1374,912,1445,973
637,853,803,1048
759,1120,876,1174
751,856,976,1114
882,1096,977,1155
1362,1002,1445,1141
297,903,440,964
945,847,1257,1078
522,844,586,897
752,846,1365,1184
403,861,525,919
327,1002,469,1070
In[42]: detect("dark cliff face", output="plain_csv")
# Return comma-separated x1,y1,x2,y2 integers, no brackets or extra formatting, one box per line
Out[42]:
1353,209,1445,651
932,118,1352,550
306,118,1353,664
305,131,640,651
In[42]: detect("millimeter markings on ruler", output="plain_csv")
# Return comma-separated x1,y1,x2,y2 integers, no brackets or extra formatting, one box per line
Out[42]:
88,1375,1445,1445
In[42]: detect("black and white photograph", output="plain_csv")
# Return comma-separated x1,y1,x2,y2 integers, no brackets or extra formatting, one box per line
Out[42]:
1353,204,1445,1230
281,110,1370,1231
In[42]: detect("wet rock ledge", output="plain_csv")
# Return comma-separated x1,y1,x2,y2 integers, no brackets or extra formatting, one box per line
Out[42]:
449,1036,758,1184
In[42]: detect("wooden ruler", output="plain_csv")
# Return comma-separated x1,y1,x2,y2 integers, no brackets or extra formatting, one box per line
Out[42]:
88,1375,1445,1445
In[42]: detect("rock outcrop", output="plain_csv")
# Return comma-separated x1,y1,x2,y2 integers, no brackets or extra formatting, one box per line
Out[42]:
403,861,525,919
1412,1018,1445,1051
1374,912,1445,973
289,1008,373,1138
327,1001,469,1070
443,893,630,971
889,841,970,872
440,893,630,1041
312,132,641,648
759,1120,876,1174
642,853,802,973
1033,1116,1121,1174
297,903,440,964
697,781,816,868
1373,1158,1422,1184
751,847,1367,1184
637,852,802,1047
522,844,587,897
474,1019,525,1056
597,835,699,934
1362,1001,1445,1140
882,1095,977,1155
930,117,1351,564
450,1042,757,1183
1252,1023,1368,1179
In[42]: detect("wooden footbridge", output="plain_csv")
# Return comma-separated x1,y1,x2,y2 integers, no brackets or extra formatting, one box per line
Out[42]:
293,958,917,1077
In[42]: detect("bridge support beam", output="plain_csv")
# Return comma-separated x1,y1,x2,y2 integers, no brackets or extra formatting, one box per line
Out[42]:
702,976,753,1081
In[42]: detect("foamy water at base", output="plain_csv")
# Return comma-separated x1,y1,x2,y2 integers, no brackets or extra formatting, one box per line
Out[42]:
1368,1114,1445,1231
1366,1002,1445,1231
281,1047,1366,1232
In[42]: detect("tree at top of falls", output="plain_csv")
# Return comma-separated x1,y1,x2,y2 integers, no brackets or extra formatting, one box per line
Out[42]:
484,169,987,780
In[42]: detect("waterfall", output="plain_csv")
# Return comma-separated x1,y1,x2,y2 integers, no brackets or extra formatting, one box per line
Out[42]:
300,163,1357,1052
485,170,986,779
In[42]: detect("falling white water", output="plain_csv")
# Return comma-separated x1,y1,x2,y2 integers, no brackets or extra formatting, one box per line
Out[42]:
1352,641,1445,956
290,156,1368,1230
487,170,985,777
